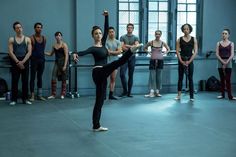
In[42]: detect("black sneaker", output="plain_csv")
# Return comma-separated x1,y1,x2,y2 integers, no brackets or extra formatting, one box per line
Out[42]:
109,95,118,100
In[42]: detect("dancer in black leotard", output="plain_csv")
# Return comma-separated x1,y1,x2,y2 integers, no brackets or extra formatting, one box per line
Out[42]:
73,11,142,132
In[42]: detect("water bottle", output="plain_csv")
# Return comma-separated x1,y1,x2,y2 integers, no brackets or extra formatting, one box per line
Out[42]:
5,92,11,101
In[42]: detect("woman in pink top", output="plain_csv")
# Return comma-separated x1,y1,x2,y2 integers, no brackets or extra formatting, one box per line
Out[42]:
144,30,170,97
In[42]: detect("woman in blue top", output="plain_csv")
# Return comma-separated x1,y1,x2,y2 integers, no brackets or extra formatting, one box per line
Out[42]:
73,11,142,132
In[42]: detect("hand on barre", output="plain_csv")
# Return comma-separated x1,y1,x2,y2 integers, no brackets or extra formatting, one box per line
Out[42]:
73,53,79,63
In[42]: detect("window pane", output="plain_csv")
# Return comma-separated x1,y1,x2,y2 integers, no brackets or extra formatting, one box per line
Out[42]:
177,24,183,38
149,2,158,10
159,23,167,32
148,24,157,41
130,12,139,23
178,4,186,11
119,12,129,24
133,24,139,36
159,2,168,11
159,12,168,22
119,3,129,10
129,0,139,2
187,4,196,11
177,12,186,24
187,12,196,24
161,31,168,43
187,0,196,3
149,12,158,22
178,0,186,3
191,25,196,37
130,3,139,10
119,25,127,38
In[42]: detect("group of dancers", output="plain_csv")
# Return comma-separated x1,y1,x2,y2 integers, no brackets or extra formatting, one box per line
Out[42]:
6,10,235,131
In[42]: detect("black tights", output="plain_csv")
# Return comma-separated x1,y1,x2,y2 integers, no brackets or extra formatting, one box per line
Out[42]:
92,50,133,129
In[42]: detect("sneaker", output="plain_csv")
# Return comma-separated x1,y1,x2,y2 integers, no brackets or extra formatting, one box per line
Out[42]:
144,93,155,98
229,97,236,100
93,126,108,132
130,43,143,53
9,101,16,106
217,95,224,99
60,95,65,99
109,95,118,100
38,96,46,101
29,96,34,102
156,93,162,97
190,98,195,102
23,100,32,105
48,95,56,99
174,96,181,100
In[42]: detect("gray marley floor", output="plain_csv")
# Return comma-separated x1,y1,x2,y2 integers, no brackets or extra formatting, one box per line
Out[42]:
0,92,236,157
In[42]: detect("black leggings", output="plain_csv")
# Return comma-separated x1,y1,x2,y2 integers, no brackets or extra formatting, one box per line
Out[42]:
92,49,133,129
30,58,45,93
177,61,194,98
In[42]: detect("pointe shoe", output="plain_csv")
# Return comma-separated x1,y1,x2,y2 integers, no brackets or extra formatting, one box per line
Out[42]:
130,43,143,53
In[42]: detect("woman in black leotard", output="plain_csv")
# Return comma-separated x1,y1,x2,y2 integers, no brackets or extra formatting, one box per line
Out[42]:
175,24,198,102
73,11,142,132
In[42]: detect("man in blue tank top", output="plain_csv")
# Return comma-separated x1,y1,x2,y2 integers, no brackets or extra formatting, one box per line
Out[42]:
29,22,46,101
8,21,32,105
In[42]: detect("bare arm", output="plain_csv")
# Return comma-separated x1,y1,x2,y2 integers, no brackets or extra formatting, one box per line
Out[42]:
163,41,170,54
21,37,32,64
215,42,226,64
176,38,184,65
8,37,19,63
226,42,234,64
62,42,69,71
187,37,198,64
45,46,55,56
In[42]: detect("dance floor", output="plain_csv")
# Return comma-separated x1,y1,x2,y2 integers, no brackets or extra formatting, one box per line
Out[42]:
0,92,235,157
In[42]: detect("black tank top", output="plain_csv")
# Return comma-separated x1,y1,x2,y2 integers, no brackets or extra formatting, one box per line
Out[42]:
219,42,231,59
180,37,194,57
54,47,65,61
32,35,45,60
13,37,28,57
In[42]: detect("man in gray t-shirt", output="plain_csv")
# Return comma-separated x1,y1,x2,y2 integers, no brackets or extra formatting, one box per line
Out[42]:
105,27,122,100
119,23,139,97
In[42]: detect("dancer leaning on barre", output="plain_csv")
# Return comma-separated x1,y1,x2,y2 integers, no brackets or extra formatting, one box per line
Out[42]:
45,32,69,99
73,10,143,132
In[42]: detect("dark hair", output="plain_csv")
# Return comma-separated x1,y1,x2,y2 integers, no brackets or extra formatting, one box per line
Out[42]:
91,26,102,36
13,21,21,30
34,22,43,29
155,30,162,35
127,23,134,28
223,28,230,34
108,26,115,31
181,23,193,33
54,31,62,37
